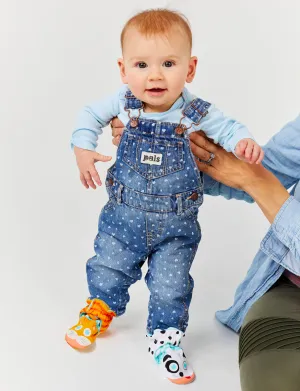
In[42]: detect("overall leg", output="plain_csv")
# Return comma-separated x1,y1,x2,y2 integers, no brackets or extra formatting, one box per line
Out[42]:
145,210,201,334
87,200,148,313
66,200,148,348
145,209,201,384
239,276,300,391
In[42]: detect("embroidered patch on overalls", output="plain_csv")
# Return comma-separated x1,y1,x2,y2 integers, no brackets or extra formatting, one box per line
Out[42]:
141,151,163,165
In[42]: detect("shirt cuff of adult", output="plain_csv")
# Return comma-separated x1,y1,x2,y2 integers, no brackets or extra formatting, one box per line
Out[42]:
260,196,300,272
273,196,300,248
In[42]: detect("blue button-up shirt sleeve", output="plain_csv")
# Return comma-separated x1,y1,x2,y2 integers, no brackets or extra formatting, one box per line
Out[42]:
258,114,300,274
214,114,300,331
71,87,125,151
206,114,300,274
261,115,300,189
260,196,300,275
203,174,254,203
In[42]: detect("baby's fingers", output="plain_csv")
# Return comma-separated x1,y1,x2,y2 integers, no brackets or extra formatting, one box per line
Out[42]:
84,171,96,189
245,142,254,161
256,149,265,164
235,139,248,158
89,166,102,186
94,152,112,162
250,145,260,164
80,173,89,189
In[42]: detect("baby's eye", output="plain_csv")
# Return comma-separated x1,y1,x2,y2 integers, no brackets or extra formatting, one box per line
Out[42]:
163,61,174,68
136,62,147,68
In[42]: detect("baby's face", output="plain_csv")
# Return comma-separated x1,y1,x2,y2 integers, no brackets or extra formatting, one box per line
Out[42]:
118,27,197,112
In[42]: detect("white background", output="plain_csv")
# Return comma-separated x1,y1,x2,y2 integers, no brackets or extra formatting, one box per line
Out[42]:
1,0,300,390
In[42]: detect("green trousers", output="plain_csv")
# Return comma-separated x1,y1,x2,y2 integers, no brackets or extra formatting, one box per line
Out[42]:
239,275,300,391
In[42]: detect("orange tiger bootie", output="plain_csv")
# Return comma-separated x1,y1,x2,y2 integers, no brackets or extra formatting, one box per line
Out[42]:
65,298,116,349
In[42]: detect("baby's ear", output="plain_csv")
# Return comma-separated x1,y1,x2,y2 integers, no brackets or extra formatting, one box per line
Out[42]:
118,58,128,83
186,56,198,83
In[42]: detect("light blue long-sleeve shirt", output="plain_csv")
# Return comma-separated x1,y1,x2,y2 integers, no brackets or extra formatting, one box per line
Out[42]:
204,114,300,332
71,85,254,152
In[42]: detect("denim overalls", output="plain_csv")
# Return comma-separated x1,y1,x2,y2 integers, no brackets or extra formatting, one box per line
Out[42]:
86,90,211,334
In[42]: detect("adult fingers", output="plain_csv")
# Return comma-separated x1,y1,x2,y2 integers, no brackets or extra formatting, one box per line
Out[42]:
111,118,125,137
189,132,219,154
190,140,212,162
112,135,121,146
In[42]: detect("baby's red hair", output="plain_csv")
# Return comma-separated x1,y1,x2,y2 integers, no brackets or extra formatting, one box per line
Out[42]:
121,9,192,52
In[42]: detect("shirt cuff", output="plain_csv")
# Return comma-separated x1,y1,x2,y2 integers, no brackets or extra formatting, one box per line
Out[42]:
273,196,300,247
70,140,96,151
226,127,255,155
260,196,300,267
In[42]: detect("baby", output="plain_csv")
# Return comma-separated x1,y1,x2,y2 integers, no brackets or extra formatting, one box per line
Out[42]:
66,9,263,385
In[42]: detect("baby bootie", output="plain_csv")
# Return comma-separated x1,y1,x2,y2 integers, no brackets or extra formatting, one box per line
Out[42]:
65,298,116,349
147,327,195,384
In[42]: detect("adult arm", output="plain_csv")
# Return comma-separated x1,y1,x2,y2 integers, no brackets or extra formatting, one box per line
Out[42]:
190,133,290,223
191,117,300,275
194,115,300,199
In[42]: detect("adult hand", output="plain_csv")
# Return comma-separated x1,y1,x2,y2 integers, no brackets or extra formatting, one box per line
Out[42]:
189,131,290,223
111,118,125,146
189,131,265,190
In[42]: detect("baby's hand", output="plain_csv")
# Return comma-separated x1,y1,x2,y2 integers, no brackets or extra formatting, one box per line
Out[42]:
74,146,112,189
235,138,264,164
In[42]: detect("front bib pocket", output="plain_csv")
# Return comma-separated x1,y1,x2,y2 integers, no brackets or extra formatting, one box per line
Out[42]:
122,133,184,179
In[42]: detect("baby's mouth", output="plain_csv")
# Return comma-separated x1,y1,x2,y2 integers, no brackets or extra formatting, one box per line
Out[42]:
148,88,166,91
146,88,167,94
